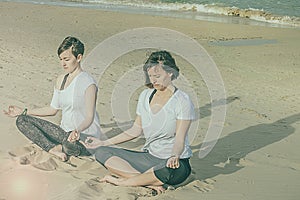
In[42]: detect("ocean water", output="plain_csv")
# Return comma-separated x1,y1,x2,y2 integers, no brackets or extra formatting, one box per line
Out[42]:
1,0,299,27
160,0,300,17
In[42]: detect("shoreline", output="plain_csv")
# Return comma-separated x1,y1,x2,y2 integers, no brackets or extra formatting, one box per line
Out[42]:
1,0,299,29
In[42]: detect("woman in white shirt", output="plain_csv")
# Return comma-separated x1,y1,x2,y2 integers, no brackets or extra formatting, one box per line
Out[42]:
83,51,195,193
4,36,101,161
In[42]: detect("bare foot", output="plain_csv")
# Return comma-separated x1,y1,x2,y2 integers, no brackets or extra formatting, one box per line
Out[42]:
49,145,67,161
100,175,124,186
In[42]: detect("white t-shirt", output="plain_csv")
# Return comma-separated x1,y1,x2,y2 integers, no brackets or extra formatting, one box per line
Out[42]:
50,72,101,138
136,88,195,159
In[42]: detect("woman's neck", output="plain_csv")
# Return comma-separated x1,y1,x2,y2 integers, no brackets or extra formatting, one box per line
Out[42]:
155,85,176,96
69,65,82,78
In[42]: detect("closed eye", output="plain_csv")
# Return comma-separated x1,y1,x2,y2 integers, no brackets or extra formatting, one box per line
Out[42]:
149,75,160,78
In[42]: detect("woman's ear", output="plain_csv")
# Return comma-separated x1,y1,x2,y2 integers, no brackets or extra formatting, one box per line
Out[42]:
77,54,83,62
168,73,173,77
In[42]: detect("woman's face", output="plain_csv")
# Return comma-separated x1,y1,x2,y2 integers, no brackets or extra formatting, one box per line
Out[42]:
59,48,81,74
147,65,172,90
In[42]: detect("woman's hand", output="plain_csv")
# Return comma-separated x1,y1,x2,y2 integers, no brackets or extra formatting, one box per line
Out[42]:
81,137,104,149
166,155,180,169
3,105,23,117
67,130,80,142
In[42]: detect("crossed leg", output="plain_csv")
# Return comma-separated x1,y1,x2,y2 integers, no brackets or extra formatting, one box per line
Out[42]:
100,156,165,194
16,115,68,161
94,146,191,194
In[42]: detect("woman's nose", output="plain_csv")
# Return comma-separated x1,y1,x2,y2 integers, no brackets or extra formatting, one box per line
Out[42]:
151,77,156,82
61,60,65,66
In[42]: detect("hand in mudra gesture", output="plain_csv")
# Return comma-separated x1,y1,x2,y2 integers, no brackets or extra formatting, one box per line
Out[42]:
80,137,105,149
3,105,23,117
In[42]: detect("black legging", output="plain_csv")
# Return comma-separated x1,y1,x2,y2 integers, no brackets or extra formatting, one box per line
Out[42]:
16,114,90,156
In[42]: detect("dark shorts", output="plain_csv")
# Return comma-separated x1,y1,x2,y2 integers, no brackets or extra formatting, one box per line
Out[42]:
94,146,191,186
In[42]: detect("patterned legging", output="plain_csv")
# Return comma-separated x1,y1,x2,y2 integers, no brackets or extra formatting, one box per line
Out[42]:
16,114,90,156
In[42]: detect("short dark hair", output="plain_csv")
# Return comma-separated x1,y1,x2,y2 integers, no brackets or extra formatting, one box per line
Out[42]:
57,36,84,58
143,50,179,88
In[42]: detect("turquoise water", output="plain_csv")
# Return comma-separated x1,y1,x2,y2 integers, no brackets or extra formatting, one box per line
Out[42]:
1,0,299,27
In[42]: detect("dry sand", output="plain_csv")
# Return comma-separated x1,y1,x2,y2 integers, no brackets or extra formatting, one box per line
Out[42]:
0,2,300,200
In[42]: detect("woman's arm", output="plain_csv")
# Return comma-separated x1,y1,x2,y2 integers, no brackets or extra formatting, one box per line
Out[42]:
3,105,58,117
76,84,97,133
83,115,143,149
27,106,58,116
104,115,143,146
68,84,97,141
167,119,192,169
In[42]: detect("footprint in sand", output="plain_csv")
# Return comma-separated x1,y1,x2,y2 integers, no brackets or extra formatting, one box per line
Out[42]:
8,145,38,165
8,144,60,171
188,179,216,193
8,145,37,158
78,177,157,200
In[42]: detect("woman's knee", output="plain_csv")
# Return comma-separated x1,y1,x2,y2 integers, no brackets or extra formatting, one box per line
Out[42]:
16,114,25,125
154,162,191,185
16,114,29,130
154,166,172,184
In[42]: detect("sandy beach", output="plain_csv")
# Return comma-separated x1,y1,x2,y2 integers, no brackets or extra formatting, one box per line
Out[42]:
0,1,300,200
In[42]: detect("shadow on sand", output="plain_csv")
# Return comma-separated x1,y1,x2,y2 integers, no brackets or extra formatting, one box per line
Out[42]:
190,113,299,180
